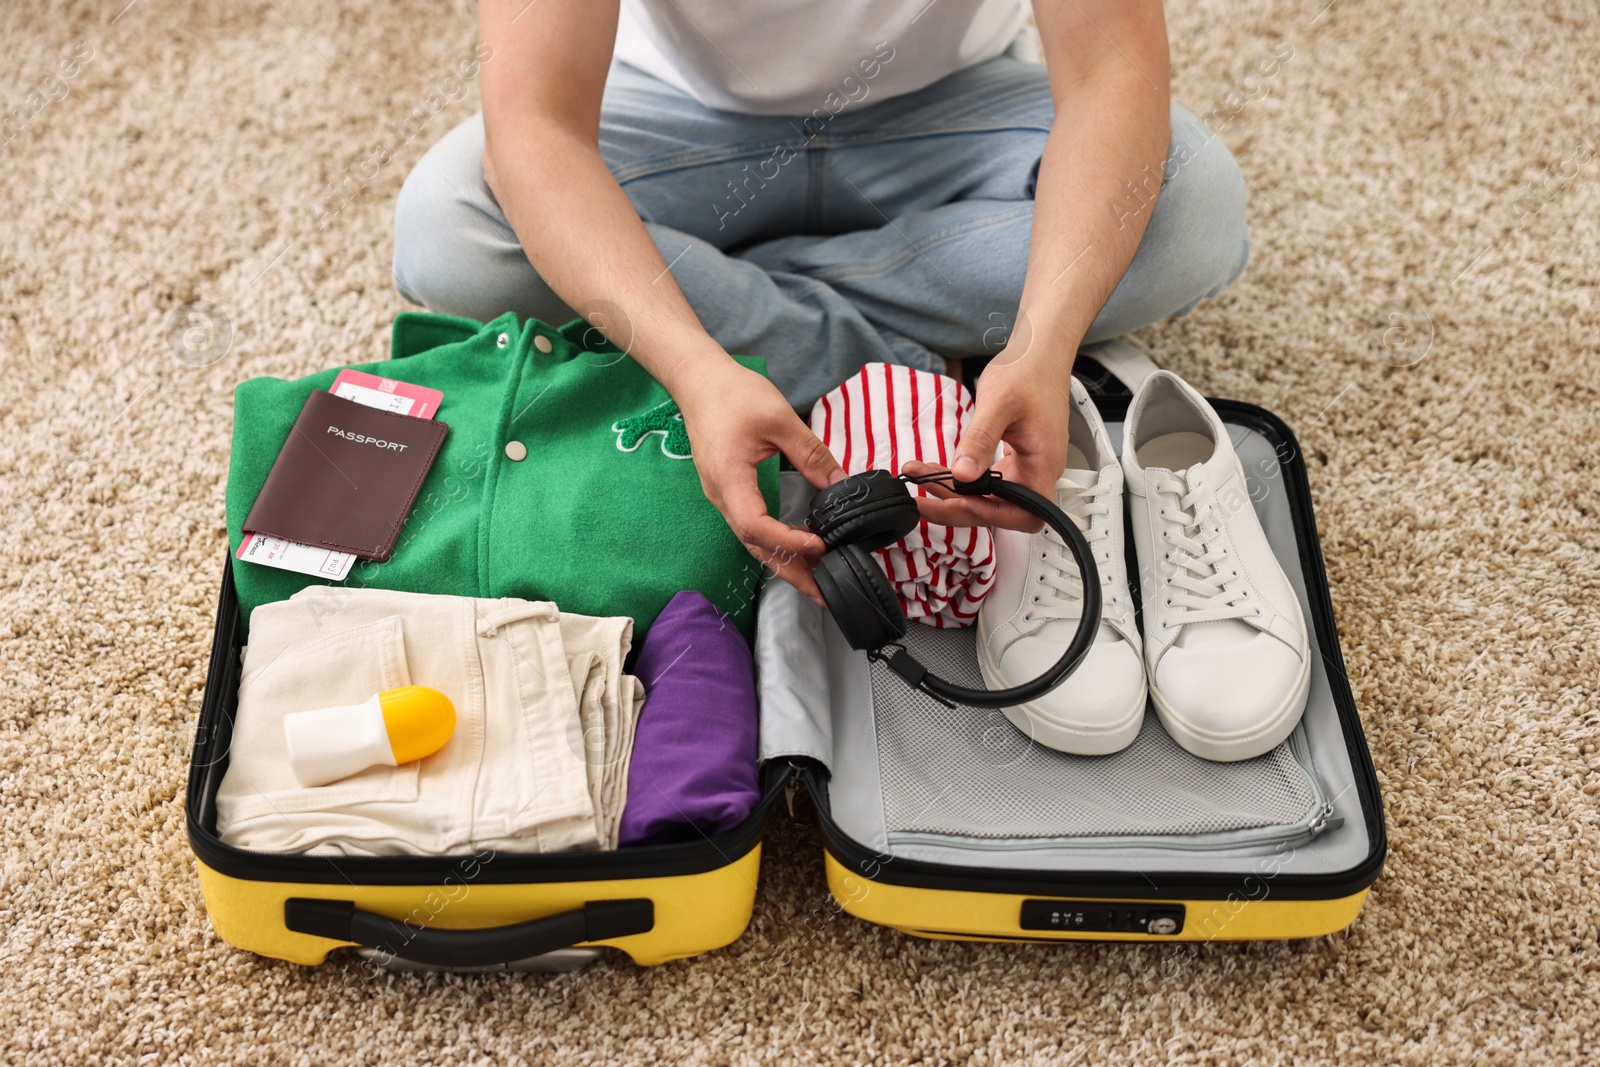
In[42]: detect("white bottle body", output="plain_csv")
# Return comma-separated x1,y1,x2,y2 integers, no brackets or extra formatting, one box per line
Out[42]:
282,693,397,788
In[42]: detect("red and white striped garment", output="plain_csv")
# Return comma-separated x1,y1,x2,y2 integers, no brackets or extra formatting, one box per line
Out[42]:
810,364,997,629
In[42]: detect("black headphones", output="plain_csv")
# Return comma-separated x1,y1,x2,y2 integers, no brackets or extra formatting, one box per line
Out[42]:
805,468,1101,708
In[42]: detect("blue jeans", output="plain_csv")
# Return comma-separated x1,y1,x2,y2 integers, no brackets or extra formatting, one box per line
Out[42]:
394,55,1249,411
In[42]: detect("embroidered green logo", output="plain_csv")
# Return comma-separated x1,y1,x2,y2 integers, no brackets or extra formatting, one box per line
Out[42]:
612,399,692,459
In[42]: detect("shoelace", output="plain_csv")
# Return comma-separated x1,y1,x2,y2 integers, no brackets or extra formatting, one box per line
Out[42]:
1155,468,1255,624
1025,475,1116,624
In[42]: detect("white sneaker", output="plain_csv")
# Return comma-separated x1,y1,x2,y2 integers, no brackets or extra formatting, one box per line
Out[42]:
977,379,1146,755
1122,371,1311,762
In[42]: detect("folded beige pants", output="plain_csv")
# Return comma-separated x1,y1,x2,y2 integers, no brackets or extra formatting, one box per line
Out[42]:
216,587,642,855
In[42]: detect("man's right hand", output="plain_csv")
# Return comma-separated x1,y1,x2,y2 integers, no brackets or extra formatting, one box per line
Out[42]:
674,359,845,604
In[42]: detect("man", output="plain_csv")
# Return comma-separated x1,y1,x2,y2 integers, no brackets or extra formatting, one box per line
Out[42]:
393,0,1247,598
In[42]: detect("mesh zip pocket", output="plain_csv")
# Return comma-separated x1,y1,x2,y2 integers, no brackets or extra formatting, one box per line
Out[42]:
870,625,1322,841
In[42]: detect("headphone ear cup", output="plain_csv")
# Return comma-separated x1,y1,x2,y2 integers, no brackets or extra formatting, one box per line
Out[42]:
813,545,908,652
806,471,921,553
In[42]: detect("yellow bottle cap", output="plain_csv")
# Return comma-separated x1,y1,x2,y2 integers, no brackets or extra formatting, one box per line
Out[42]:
378,686,456,765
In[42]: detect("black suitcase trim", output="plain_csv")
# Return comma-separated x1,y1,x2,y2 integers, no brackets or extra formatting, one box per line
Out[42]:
803,397,1386,905
185,562,790,886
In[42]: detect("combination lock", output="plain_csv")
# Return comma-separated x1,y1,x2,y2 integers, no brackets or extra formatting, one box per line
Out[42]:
1019,900,1186,936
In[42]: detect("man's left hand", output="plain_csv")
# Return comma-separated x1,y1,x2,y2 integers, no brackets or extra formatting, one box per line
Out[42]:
905,346,1074,532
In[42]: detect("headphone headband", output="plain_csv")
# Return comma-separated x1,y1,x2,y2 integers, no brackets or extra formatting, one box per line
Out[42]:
805,470,1100,710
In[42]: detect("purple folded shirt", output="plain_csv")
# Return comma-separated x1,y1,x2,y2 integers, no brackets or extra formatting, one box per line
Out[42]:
618,591,761,846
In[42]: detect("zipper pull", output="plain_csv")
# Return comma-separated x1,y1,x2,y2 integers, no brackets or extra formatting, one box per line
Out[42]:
1310,802,1343,836
784,773,800,819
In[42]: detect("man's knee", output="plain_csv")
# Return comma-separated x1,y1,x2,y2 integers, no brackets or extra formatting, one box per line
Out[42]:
1156,105,1251,292
391,166,430,307
1086,106,1251,340
392,145,468,308
391,115,511,312
392,118,573,323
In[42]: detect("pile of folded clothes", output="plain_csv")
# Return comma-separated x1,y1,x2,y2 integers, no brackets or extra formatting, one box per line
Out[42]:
216,312,767,855
219,588,639,855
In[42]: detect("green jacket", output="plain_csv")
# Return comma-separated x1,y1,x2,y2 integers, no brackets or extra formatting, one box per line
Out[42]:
227,311,777,640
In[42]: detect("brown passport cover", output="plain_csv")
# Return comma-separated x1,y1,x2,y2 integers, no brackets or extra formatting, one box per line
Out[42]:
243,390,448,562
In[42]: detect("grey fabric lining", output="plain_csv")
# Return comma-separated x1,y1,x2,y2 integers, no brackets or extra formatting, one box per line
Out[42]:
755,473,888,853
753,419,1373,878
754,575,835,770
869,623,1321,840
820,618,889,855
755,475,836,770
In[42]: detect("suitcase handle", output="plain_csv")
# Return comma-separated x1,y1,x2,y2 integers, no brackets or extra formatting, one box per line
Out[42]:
284,897,654,967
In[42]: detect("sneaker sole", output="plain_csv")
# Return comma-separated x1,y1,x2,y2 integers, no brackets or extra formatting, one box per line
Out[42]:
975,634,1147,757
1148,644,1312,762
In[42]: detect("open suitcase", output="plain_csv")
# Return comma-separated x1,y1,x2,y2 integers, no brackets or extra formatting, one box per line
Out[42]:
187,362,1384,965
753,362,1386,944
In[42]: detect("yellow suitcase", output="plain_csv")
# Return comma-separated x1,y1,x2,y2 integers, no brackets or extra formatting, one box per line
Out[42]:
188,384,1382,965
185,565,792,969
754,389,1386,945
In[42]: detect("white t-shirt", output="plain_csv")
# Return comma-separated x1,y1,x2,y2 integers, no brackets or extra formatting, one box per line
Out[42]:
614,0,1030,115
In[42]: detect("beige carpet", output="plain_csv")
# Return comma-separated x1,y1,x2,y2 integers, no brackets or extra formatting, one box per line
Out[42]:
2,0,1597,1063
